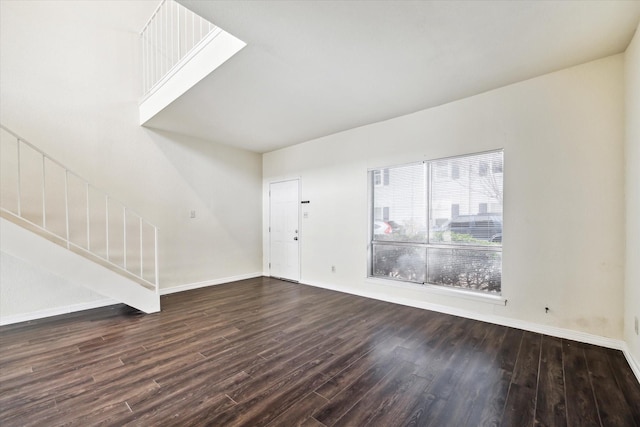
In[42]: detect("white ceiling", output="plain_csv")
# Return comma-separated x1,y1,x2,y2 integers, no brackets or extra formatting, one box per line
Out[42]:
144,1,640,153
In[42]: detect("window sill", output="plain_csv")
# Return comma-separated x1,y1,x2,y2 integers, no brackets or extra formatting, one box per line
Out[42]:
365,277,507,306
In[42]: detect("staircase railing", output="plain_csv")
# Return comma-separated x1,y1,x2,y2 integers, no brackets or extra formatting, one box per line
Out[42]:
0,125,159,293
140,0,220,98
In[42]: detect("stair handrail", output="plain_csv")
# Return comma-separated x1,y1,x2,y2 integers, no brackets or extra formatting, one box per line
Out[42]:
0,125,159,293
140,0,220,98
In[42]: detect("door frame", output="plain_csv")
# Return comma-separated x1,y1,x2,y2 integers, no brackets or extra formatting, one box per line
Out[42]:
268,178,301,282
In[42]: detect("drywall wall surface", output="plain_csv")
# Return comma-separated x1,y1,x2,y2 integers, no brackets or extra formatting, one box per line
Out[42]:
264,54,626,339
625,23,640,364
0,0,263,308
0,251,108,319
148,129,263,287
1,218,159,315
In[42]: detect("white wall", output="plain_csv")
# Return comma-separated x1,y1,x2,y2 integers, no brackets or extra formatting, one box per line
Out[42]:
264,54,626,340
0,1,263,316
0,251,112,321
625,24,640,365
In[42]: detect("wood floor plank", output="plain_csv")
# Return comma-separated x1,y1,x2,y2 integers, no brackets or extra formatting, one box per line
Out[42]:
311,324,404,383
423,323,507,427
534,335,567,427
313,354,399,425
0,277,637,426
0,373,94,416
584,345,636,426
500,331,541,427
313,336,405,400
411,320,490,426
264,391,328,427
466,327,522,427
151,393,235,426
330,360,424,426
168,355,261,389
355,368,431,426
402,320,491,426
0,396,58,425
227,335,344,403
52,401,132,427
562,340,602,426
605,348,640,425
205,352,335,426
400,314,465,358
118,373,245,425
133,371,248,412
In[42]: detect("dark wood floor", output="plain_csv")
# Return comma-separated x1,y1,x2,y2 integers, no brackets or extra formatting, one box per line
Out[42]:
1,277,639,426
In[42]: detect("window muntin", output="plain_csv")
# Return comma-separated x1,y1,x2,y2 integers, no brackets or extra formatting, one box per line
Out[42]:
370,150,503,294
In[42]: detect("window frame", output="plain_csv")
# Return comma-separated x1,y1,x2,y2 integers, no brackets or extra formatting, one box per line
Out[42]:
368,149,504,295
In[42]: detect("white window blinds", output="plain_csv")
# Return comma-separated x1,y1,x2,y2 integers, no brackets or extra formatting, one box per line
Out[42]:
370,150,503,293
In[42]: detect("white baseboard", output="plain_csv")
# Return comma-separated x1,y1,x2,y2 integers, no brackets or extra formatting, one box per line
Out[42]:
622,344,640,383
0,298,118,326
298,279,640,383
159,272,263,295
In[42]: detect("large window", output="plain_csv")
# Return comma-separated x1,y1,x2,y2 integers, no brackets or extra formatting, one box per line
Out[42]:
370,150,503,294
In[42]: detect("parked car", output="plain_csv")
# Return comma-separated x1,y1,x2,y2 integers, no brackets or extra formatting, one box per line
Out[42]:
373,220,405,236
385,220,405,235
373,220,392,235
438,214,502,242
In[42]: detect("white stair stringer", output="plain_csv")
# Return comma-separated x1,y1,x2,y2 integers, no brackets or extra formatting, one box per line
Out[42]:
139,28,246,125
0,216,160,314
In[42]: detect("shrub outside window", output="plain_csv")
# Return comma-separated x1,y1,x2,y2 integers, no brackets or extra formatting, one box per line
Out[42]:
370,150,503,294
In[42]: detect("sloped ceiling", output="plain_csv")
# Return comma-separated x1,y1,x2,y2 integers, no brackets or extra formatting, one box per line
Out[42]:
143,1,640,153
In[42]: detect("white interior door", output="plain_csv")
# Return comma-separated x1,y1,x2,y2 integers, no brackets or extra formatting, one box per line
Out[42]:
269,179,300,282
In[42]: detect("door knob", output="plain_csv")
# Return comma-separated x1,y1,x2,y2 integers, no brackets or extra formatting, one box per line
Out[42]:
293,237,298,241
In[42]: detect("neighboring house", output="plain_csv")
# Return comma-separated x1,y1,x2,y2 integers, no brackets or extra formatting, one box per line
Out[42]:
373,151,504,228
